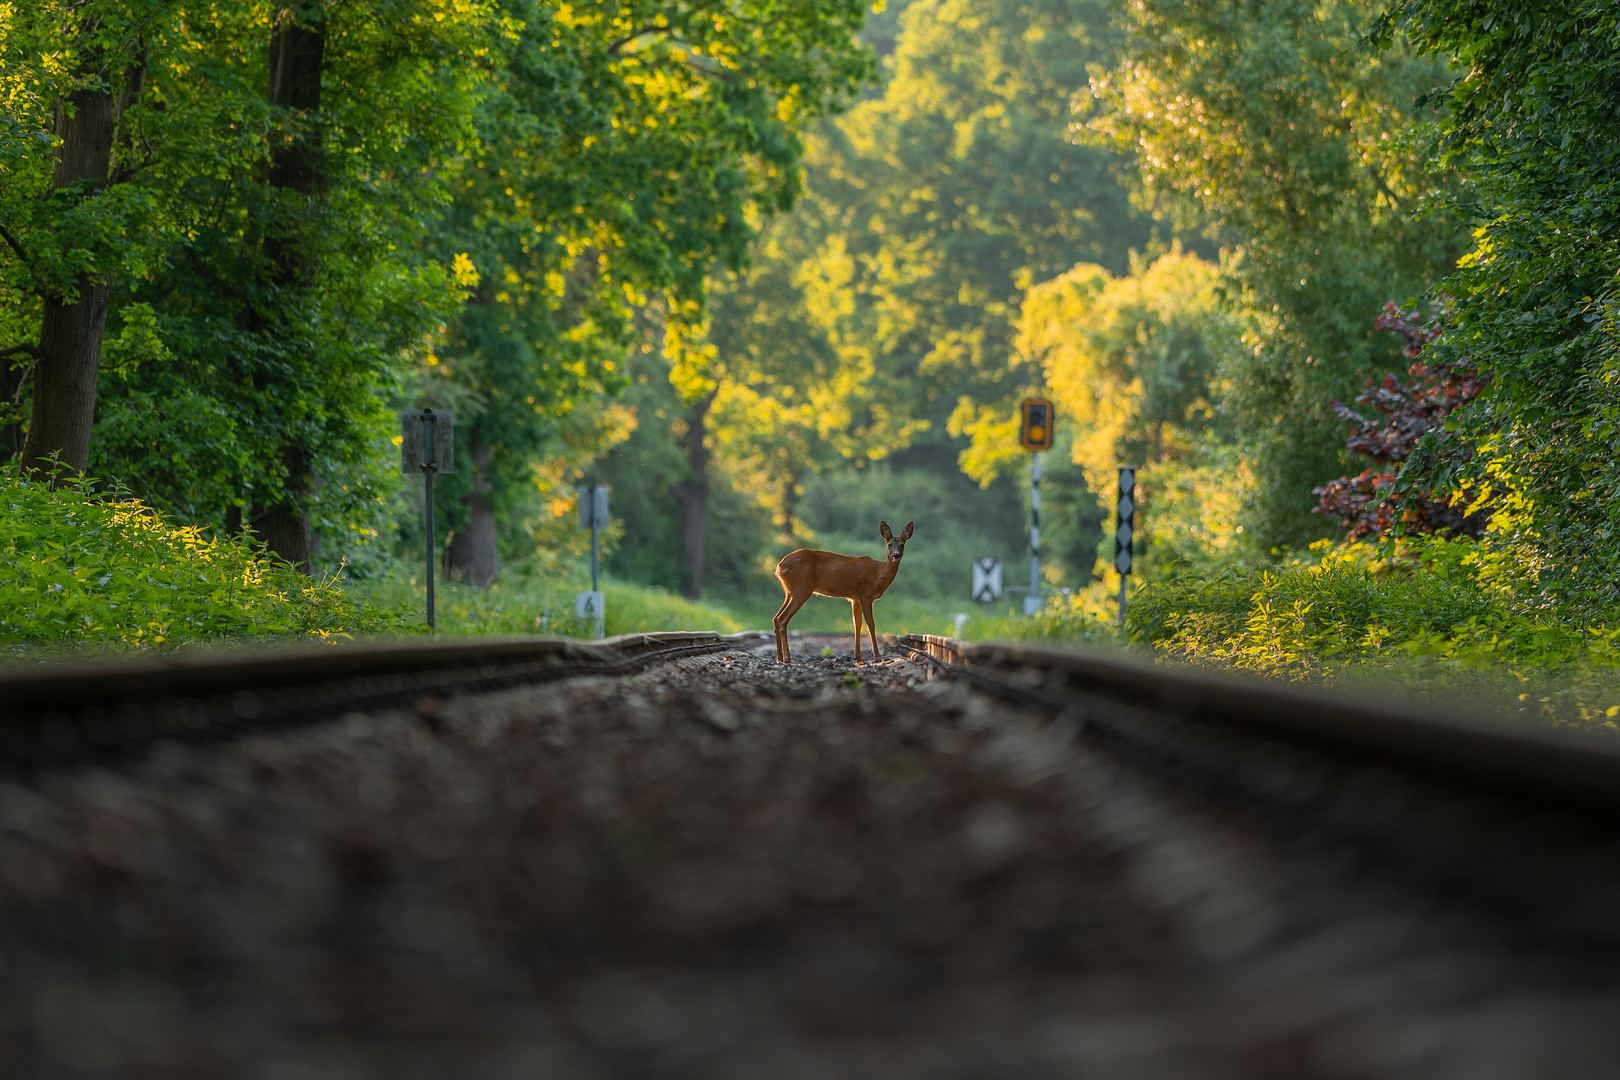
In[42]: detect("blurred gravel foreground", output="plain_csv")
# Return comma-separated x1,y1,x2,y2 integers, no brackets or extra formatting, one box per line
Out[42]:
2,638,1618,1078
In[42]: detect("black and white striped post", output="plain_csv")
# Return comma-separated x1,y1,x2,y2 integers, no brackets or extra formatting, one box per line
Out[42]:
1027,451,1042,616
1114,467,1135,625
1018,398,1055,616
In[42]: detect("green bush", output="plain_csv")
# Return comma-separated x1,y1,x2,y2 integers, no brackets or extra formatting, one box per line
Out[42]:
0,467,405,653
1128,539,1620,725
962,582,1125,648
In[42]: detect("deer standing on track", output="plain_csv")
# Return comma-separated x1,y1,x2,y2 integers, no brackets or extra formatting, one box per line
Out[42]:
773,520,914,664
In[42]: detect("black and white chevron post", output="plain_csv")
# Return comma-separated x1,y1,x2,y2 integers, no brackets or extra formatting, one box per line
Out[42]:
1114,467,1135,624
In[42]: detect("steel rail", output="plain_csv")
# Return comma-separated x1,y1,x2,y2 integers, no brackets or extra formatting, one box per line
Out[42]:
885,633,1620,950
0,631,746,771
888,633,1620,816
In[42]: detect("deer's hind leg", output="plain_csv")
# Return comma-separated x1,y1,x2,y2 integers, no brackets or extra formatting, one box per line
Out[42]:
773,588,814,663
772,592,794,662
851,600,864,663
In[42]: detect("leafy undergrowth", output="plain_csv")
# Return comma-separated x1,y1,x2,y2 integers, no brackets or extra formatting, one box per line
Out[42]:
963,581,1126,648
0,468,403,655
1127,539,1620,728
346,572,745,637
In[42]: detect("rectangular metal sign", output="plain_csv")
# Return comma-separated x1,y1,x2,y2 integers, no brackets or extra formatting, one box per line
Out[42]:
578,485,609,529
400,409,454,474
1114,468,1135,575
972,557,1004,602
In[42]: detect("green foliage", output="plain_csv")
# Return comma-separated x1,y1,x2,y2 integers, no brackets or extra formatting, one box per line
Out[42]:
0,0,176,311
349,570,744,636
796,462,1027,603
1373,0,1620,606
703,0,1149,537
1084,0,1465,549
1018,248,1230,492
1129,539,1620,724
74,0,494,543
594,345,776,602
0,467,401,652
4,0,873,585
424,0,875,555
964,587,1124,647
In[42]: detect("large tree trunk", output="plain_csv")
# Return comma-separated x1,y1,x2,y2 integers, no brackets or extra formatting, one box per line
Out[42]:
447,449,499,587
255,446,317,572
267,11,325,186
256,5,326,569
671,390,716,599
19,77,116,481
0,357,33,459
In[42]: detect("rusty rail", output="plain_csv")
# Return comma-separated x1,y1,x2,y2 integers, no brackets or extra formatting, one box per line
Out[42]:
0,631,745,770
889,633,1620,816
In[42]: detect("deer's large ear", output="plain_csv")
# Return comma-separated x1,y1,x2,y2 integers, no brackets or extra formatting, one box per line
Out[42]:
900,521,914,540
880,520,893,540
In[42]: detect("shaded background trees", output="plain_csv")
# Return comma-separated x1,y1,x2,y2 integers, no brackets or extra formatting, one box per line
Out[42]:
10,0,1618,629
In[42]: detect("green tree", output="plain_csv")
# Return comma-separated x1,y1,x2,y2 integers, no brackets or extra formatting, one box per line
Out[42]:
703,0,1150,576
1376,0,1620,604
1083,0,1464,549
0,0,186,479
85,0,495,567
423,0,872,590
1006,247,1230,496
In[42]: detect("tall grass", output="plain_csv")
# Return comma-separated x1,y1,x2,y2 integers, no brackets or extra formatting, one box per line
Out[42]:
346,572,744,638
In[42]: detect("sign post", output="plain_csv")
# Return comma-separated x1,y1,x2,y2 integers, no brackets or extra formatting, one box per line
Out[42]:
1115,467,1135,625
576,484,608,638
1019,398,1055,616
400,408,454,631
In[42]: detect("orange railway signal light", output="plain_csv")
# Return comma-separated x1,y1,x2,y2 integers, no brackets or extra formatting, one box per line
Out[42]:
1020,398,1055,451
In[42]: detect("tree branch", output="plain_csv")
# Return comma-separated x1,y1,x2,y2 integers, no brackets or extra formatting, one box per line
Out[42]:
607,23,673,55
0,343,40,363
616,51,738,83
5,356,38,405
0,223,32,268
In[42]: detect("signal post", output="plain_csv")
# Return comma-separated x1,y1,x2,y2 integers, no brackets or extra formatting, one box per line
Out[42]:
1114,467,1135,625
1019,399,1054,616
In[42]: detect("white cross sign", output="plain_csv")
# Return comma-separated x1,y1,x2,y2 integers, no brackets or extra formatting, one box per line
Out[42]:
971,557,1003,602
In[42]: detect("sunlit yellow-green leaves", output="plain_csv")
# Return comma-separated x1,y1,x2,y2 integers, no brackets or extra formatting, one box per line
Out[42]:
0,467,403,651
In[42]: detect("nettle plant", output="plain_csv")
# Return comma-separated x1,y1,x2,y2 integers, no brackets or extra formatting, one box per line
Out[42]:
1313,302,1489,540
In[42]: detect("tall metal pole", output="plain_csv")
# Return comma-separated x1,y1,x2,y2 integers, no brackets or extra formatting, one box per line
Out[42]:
423,410,437,633
425,470,435,631
1117,563,1126,626
1028,451,1041,614
590,502,600,594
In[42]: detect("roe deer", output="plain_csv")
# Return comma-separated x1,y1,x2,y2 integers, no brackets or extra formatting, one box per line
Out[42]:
773,520,914,663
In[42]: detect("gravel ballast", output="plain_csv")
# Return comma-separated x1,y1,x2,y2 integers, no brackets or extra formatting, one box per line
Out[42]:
2,637,1617,1078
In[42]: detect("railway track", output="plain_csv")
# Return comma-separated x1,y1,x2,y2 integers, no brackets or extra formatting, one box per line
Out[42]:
0,631,742,771
2,631,1618,1077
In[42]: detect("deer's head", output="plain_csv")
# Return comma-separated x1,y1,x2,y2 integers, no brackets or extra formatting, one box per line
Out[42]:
880,520,915,562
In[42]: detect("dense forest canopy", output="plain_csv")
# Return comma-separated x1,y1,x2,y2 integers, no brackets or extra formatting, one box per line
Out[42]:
5,0,1620,632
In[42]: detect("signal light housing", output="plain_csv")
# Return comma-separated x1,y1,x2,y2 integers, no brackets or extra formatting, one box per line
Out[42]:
1020,398,1055,451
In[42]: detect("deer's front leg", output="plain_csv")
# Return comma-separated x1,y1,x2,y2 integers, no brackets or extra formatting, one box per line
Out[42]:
862,600,880,660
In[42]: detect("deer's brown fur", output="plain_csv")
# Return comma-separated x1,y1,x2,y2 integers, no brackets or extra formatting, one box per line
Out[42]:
773,520,913,663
